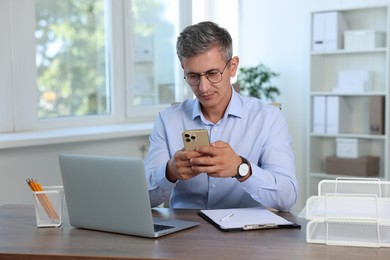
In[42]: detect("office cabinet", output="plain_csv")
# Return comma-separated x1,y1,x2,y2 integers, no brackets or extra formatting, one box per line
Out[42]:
307,5,389,196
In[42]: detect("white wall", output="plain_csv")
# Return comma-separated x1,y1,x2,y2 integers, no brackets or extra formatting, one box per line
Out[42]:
238,0,390,212
239,0,309,212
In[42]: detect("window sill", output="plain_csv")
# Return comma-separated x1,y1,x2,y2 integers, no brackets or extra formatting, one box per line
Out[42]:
0,122,154,150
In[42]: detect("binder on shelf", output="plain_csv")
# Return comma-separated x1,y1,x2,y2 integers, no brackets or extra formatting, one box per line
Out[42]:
369,96,385,135
326,96,351,134
312,96,326,133
312,12,347,51
312,12,326,51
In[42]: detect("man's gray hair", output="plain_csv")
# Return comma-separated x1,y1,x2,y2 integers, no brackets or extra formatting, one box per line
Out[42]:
176,21,233,63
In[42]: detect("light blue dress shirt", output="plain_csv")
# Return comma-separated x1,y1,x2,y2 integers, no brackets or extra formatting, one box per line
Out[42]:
144,90,297,211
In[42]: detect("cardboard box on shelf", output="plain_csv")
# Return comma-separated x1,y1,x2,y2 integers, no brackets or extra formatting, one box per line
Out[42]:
325,156,379,177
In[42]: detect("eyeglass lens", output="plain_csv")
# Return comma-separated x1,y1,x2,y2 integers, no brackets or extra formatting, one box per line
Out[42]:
185,58,231,86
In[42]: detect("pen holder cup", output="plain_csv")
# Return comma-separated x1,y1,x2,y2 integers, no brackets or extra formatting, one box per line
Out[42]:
32,186,64,228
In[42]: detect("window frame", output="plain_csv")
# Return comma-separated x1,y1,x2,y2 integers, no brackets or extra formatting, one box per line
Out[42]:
0,0,14,133
0,0,192,134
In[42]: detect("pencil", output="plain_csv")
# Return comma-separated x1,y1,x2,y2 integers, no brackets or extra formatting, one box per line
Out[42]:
26,179,59,221
28,179,59,220
31,179,59,220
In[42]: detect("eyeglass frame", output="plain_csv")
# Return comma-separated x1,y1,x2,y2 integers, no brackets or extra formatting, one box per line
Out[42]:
183,58,232,86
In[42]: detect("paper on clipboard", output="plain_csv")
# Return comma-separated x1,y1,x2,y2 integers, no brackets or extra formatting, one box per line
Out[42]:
199,207,300,231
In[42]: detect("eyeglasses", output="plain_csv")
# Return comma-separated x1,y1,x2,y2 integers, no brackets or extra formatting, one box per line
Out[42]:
184,58,232,86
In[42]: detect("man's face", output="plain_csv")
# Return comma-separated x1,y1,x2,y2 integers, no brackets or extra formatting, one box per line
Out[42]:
181,47,238,113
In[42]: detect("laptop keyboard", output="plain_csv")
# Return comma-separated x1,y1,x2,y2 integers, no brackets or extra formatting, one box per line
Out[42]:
154,224,174,232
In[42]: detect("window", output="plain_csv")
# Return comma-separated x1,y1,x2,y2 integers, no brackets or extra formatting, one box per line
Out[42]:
36,0,110,118
126,0,191,117
0,0,191,133
130,0,178,106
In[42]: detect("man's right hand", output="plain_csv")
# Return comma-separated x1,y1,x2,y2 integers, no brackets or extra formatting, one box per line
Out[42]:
166,148,206,182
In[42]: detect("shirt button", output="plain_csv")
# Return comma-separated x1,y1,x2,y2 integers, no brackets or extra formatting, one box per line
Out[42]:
210,184,216,188
212,128,217,132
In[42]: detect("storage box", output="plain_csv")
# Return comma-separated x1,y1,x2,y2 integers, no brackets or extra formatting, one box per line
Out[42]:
344,30,386,50
336,138,369,158
325,156,379,176
334,70,373,93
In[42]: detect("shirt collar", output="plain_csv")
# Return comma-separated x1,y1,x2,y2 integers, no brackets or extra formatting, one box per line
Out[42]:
191,88,243,120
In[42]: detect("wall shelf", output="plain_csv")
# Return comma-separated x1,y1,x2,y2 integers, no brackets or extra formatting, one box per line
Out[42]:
307,4,390,197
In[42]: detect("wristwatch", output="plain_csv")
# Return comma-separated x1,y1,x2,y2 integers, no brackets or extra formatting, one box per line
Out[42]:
233,156,250,179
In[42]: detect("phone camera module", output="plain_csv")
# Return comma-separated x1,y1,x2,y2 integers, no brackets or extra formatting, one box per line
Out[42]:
185,134,197,142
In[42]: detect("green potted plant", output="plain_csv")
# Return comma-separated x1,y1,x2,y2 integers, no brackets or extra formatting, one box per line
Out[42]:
234,63,280,102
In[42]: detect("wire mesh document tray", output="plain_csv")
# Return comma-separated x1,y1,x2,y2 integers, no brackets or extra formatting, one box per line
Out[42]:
305,178,390,247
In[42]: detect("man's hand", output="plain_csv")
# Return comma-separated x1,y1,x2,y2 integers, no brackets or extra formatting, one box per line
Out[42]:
189,141,242,178
165,148,205,182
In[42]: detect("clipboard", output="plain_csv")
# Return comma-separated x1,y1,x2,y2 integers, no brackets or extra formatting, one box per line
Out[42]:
198,207,300,232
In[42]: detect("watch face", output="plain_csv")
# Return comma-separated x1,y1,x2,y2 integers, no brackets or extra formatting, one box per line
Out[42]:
238,163,249,177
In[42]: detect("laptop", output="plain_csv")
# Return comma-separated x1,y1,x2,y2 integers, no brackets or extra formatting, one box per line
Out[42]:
58,153,200,238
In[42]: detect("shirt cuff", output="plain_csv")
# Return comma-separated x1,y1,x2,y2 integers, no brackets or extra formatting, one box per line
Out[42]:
156,162,176,190
240,166,277,194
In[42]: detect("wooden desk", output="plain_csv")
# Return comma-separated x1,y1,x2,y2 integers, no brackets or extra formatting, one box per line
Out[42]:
0,205,389,260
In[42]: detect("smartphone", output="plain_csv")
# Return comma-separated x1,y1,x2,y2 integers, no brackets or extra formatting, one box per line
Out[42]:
182,129,210,151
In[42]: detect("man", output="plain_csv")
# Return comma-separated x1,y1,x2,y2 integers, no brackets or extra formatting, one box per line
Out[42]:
144,21,297,211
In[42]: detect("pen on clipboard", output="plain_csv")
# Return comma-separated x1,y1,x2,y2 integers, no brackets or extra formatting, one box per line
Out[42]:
219,211,234,222
243,223,278,230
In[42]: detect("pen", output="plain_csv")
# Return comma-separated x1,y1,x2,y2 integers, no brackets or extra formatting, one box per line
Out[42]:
243,223,278,230
220,211,234,222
